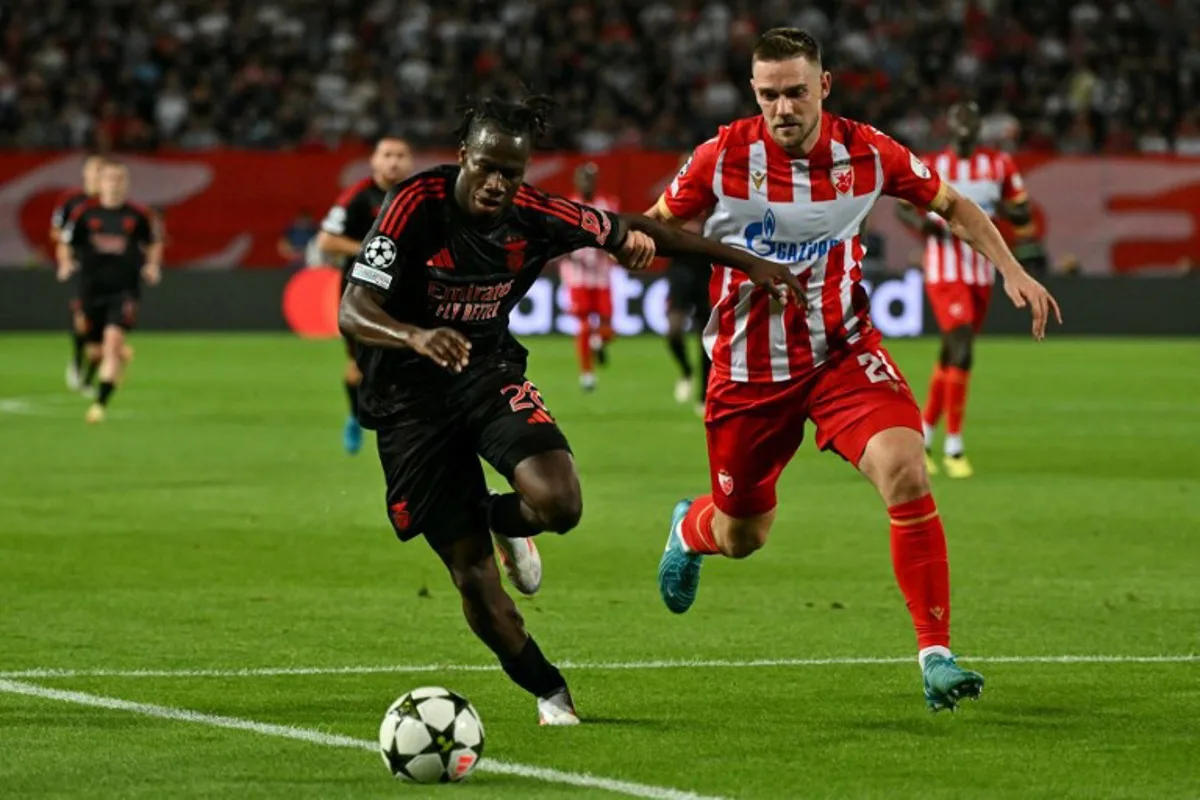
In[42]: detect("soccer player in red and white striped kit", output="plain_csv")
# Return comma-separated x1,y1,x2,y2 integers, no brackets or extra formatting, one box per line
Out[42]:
898,102,1047,478
555,163,620,391
647,29,1061,711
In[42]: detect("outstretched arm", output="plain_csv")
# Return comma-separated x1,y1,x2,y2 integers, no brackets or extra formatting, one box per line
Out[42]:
618,212,805,303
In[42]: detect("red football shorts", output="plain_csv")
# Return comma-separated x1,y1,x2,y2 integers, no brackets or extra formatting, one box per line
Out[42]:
704,340,922,518
568,286,612,320
926,281,993,334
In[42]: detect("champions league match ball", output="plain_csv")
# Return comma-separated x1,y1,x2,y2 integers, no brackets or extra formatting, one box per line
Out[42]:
378,687,485,783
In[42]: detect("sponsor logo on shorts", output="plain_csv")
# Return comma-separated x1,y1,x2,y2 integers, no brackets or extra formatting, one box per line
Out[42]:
718,469,734,495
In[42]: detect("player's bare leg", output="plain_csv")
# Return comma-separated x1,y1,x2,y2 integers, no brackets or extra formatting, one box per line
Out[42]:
658,499,774,613
343,358,364,454
858,426,984,710
86,325,126,423
575,314,596,391
435,532,576,725
485,449,581,596
666,308,694,403
939,325,975,478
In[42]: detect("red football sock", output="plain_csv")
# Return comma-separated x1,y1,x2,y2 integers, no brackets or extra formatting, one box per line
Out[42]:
680,495,720,555
922,364,948,428
944,367,970,437
598,318,614,344
889,494,950,650
576,321,593,374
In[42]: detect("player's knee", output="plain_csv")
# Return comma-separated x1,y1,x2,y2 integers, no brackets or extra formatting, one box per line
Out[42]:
887,456,931,504
514,460,583,533
945,326,974,370
536,490,582,534
448,561,495,602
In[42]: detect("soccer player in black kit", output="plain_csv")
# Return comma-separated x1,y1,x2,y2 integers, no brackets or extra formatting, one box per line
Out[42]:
664,151,714,414
338,95,802,725
316,136,414,455
56,161,162,424
50,154,107,392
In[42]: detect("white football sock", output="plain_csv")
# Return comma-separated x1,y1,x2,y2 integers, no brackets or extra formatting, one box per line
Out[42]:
944,433,964,457
922,422,936,450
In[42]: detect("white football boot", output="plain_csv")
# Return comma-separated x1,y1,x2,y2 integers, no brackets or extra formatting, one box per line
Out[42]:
537,688,580,726
489,491,542,596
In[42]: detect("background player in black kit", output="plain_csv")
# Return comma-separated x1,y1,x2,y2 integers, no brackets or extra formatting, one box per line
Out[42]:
338,94,802,725
56,161,162,424
50,154,107,392
663,152,714,414
316,136,413,455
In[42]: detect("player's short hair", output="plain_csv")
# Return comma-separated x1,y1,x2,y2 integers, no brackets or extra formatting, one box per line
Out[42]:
455,94,557,147
375,134,409,148
752,28,822,66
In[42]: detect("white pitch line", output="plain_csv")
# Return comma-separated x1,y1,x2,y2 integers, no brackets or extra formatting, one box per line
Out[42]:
1,653,1196,680
0,679,727,800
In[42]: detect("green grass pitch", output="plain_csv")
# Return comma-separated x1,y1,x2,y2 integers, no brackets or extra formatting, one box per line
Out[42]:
1,333,1197,799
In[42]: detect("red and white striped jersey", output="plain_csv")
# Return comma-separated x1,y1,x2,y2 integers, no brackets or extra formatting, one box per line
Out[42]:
922,147,1026,287
662,112,942,383
556,194,619,289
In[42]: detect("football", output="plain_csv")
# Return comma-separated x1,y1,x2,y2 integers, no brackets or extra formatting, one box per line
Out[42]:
378,687,485,783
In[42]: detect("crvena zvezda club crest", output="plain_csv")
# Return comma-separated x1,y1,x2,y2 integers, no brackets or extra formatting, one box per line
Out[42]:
832,165,853,195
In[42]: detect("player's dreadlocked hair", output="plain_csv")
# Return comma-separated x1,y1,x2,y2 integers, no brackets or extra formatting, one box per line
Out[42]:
454,94,557,147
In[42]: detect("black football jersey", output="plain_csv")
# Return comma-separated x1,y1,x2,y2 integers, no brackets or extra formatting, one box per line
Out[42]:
62,201,159,297
344,165,628,424
320,177,389,272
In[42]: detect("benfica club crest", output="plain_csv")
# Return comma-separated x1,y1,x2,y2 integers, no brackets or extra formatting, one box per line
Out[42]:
717,469,734,495
832,164,854,196
502,238,527,272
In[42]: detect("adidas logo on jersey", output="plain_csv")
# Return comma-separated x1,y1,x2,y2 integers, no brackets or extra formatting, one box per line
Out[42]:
426,248,454,269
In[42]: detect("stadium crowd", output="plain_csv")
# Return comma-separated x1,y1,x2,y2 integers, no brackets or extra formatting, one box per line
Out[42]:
1,0,1198,154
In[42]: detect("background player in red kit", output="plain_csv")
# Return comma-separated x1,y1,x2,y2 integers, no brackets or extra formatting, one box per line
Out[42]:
316,136,413,454
555,163,619,391
647,29,1061,711
897,102,1047,478
50,154,107,392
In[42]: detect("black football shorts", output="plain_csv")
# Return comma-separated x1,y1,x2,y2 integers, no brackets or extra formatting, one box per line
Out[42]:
373,359,570,549
82,293,138,343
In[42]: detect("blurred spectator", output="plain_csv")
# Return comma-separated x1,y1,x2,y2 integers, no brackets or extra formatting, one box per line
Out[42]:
277,208,318,269
0,0,1197,155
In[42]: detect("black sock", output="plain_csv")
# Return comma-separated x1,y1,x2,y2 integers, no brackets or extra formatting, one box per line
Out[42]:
83,360,99,387
500,636,566,698
667,336,692,378
71,333,85,371
486,492,541,539
97,381,115,407
345,382,359,419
